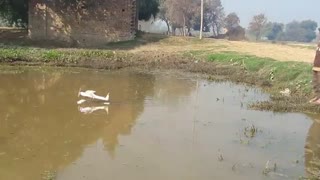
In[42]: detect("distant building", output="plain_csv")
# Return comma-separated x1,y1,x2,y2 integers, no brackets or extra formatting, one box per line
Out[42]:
28,0,138,47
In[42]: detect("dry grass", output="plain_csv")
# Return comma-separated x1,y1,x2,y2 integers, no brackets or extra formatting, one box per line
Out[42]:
129,36,316,63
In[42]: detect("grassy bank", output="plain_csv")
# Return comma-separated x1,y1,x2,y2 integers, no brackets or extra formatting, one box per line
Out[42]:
0,34,319,113
182,49,320,112
204,52,317,112
0,46,115,63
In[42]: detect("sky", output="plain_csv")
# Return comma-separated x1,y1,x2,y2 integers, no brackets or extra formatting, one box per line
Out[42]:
221,0,320,28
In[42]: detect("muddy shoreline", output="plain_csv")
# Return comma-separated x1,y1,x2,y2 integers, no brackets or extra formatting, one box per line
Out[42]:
1,50,319,114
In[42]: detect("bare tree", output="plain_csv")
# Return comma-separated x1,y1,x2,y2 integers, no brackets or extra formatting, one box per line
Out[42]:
249,13,268,41
206,0,225,37
161,0,224,37
165,0,198,36
158,0,171,34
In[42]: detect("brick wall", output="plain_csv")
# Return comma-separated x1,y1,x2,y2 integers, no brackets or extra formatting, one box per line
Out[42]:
28,0,137,47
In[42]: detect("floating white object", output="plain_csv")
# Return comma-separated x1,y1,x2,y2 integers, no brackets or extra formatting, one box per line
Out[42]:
78,90,96,98
78,89,110,102
92,92,109,101
79,106,109,114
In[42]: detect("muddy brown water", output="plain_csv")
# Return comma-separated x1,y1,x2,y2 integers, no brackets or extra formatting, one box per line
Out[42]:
0,66,319,180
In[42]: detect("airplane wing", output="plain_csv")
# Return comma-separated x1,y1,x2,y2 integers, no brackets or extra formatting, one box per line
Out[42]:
85,90,96,94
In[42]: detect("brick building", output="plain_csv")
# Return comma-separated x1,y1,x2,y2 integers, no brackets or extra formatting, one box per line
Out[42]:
28,0,137,46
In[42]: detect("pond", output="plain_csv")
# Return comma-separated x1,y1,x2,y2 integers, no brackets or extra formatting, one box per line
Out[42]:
0,66,318,180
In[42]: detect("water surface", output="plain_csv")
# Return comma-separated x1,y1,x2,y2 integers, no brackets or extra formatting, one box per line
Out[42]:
0,67,318,180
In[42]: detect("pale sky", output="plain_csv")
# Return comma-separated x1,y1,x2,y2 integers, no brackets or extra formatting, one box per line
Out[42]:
221,0,320,28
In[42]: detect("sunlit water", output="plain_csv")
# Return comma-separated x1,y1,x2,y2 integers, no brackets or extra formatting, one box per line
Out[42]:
0,66,318,180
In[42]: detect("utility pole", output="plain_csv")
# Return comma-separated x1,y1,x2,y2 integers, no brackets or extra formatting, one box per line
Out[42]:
200,0,204,39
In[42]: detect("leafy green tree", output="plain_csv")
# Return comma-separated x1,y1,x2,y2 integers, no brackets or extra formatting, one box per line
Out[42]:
192,15,210,32
223,12,245,41
284,20,318,42
300,20,318,31
138,0,160,21
0,0,28,27
224,12,240,31
226,25,245,41
264,22,284,40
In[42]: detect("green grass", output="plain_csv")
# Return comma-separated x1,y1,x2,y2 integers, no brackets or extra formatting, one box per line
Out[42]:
206,51,313,92
0,46,116,63
42,50,63,61
195,50,320,112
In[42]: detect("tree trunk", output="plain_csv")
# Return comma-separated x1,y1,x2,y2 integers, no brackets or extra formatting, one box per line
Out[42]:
183,15,186,36
179,28,183,36
256,30,261,41
212,25,217,37
216,23,221,36
165,20,170,35
172,26,176,36
187,27,191,36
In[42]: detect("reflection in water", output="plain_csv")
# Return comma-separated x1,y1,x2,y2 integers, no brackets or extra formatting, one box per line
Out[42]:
305,114,320,178
78,105,109,114
0,68,159,180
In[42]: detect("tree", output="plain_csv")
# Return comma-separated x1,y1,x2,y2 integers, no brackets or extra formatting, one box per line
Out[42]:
158,0,171,34
182,0,225,36
0,0,28,27
0,17,8,26
192,15,210,32
223,12,245,41
138,0,160,21
300,20,318,42
300,20,318,31
226,26,245,41
165,0,198,36
205,0,225,36
165,0,184,35
224,12,240,31
264,22,284,40
248,13,268,41
284,20,318,42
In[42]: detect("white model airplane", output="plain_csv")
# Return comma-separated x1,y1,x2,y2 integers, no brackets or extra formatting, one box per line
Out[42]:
78,89,110,102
